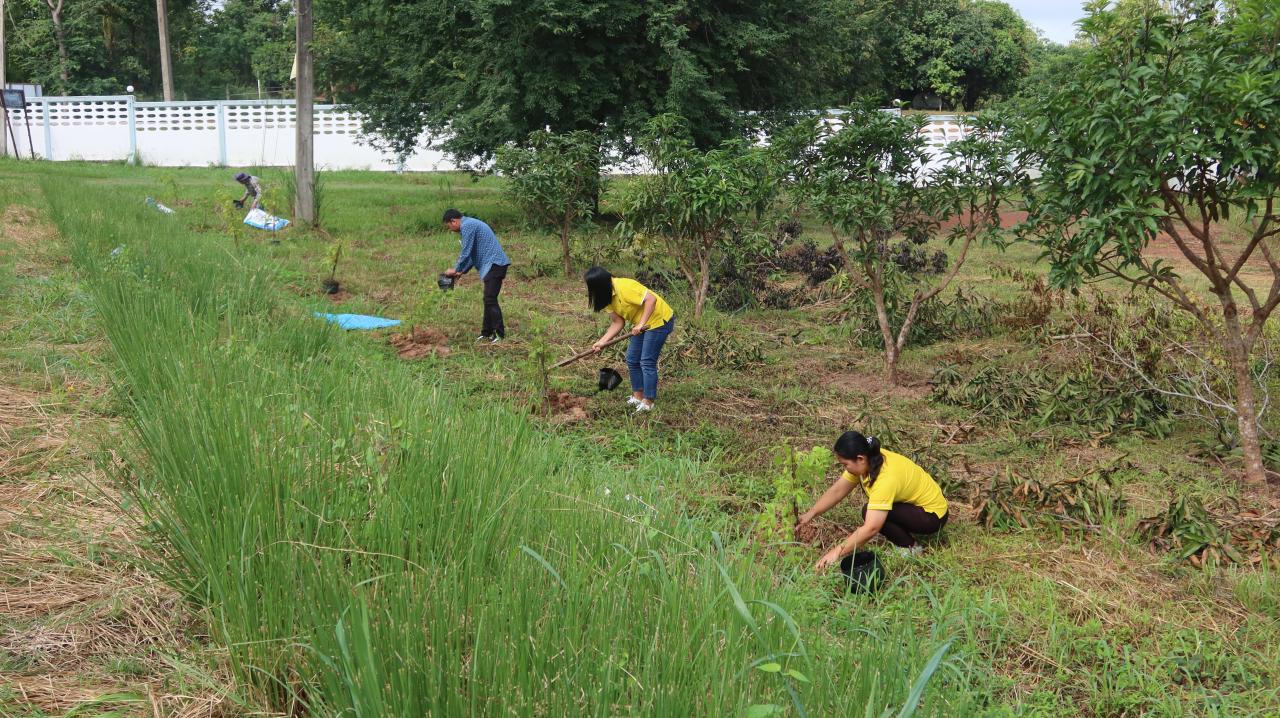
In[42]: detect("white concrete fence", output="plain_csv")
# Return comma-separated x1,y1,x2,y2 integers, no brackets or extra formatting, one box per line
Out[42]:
1,95,971,171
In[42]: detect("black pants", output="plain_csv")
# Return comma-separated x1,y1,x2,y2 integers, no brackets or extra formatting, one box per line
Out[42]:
862,503,948,548
481,263,508,338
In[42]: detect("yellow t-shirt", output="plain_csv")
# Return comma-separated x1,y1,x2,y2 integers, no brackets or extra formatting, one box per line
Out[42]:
607,278,674,330
842,450,947,518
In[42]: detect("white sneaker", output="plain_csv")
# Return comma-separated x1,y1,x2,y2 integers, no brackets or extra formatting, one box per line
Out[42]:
634,402,653,414
626,396,643,407
475,334,491,342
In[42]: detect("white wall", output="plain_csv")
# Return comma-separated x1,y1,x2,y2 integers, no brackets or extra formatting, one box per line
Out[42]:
2,95,971,171
1,95,454,171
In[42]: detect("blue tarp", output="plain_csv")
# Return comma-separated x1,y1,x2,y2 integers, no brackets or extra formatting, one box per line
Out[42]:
314,312,402,330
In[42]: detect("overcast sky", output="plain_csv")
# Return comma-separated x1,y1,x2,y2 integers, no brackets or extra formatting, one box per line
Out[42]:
1004,0,1089,45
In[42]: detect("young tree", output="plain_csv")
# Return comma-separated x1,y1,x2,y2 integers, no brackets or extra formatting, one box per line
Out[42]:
616,114,779,320
1021,0,1280,486
785,106,1023,383
495,130,604,277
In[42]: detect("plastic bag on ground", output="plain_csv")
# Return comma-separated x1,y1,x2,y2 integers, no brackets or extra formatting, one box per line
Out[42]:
145,197,175,215
244,208,290,231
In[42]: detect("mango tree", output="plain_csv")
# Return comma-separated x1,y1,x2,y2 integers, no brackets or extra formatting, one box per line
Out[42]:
496,130,605,277
616,115,779,319
784,107,1023,384
1020,0,1280,486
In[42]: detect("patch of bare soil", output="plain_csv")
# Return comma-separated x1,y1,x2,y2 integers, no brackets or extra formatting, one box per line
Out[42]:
390,326,452,359
543,390,590,424
327,288,353,303
823,369,933,400
1143,223,1274,287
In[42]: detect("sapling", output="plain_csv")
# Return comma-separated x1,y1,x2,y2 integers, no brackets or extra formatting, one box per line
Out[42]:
322,238,344,294
525,317,555,417
756,445,831,544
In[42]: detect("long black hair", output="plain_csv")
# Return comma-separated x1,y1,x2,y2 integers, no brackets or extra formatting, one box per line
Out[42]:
834,431,885,484
584,266,614,312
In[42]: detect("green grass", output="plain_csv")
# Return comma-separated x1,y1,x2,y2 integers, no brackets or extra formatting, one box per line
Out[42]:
6,157,1280,716
37,163,985,715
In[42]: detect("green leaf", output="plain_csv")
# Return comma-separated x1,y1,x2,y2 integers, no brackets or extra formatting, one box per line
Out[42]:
757,662,783,673
897,640,954,718
746,705,786,718
784,668,811,683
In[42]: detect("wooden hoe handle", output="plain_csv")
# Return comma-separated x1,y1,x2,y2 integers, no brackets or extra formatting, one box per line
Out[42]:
551,331,638,369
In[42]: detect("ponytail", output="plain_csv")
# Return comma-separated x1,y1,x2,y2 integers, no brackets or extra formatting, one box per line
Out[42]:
833,431,885,485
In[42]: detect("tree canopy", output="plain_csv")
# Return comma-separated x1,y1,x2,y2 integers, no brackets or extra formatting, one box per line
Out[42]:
317,0,839,161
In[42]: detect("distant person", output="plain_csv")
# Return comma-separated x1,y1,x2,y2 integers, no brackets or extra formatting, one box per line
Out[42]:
442,209,511,343
797,431,948,569
233,172,263,210
584,267,676,414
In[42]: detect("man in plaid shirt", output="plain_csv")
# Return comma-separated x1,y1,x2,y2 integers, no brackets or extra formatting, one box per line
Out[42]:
442,208,512,343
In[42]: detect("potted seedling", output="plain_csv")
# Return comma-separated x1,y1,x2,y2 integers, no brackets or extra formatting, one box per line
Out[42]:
322,239,344,294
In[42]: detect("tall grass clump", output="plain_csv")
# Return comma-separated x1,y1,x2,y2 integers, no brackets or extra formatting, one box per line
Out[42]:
41,176,987,716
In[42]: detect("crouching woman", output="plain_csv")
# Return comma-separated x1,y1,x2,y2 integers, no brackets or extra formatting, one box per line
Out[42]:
797,431,948,571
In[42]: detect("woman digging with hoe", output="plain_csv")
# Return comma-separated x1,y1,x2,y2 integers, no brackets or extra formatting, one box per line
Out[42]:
797,432,948,571
585,267,675,414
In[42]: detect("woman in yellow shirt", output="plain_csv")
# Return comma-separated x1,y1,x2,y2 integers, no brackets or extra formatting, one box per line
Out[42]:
585,267,676,413
797,431,948,570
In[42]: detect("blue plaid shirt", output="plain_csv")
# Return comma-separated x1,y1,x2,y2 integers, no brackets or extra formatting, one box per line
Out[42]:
453,217,510,279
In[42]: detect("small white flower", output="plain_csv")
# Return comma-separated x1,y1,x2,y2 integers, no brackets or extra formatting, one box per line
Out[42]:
603,487,611,496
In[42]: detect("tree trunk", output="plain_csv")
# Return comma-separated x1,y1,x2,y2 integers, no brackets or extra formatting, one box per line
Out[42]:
155,0,175,101
560,212,572,277
46,1,69,92
694,249,710,319
1224,321,1267,485
869,269,898,384
294,0,316,224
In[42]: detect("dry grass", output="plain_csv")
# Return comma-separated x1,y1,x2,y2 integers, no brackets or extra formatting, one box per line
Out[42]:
0,201,247,717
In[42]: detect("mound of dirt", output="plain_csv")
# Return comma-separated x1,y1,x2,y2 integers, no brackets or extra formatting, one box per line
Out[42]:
390,326,451,359
544,390,590,424
327,288,353,303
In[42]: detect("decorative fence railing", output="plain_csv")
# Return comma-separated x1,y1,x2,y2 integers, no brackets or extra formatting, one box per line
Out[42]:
2,96,970,172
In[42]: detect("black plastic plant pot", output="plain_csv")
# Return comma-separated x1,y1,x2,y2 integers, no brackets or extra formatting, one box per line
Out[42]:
598,367,623,391
438,274,456,291
322,279,341,295
840,550,884,594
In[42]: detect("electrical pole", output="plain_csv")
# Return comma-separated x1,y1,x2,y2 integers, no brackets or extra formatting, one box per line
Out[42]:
294,0,315,224
155,0,174,101
1,0,7,158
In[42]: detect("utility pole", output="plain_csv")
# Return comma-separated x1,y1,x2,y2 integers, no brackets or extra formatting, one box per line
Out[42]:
1,0,7,158
155,0,174,101
294,0,315,224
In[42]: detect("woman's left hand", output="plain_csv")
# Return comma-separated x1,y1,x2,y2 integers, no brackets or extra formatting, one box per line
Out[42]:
630,325,646,337
814,547,843,573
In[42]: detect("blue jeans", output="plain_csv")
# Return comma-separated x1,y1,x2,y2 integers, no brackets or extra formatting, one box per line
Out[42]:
626,317,675,400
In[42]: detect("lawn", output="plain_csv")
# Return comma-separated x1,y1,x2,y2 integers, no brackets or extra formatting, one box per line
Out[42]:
2,158,1278,717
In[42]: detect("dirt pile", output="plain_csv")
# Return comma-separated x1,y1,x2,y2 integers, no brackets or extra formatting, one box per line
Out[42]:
544,390,590,424
390,326,451,359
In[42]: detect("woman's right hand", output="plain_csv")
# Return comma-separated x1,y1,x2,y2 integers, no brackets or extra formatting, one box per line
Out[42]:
796,511,814,527
590,342,605,353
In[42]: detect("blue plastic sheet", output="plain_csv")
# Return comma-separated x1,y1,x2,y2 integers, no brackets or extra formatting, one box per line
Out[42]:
314,312,402,330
